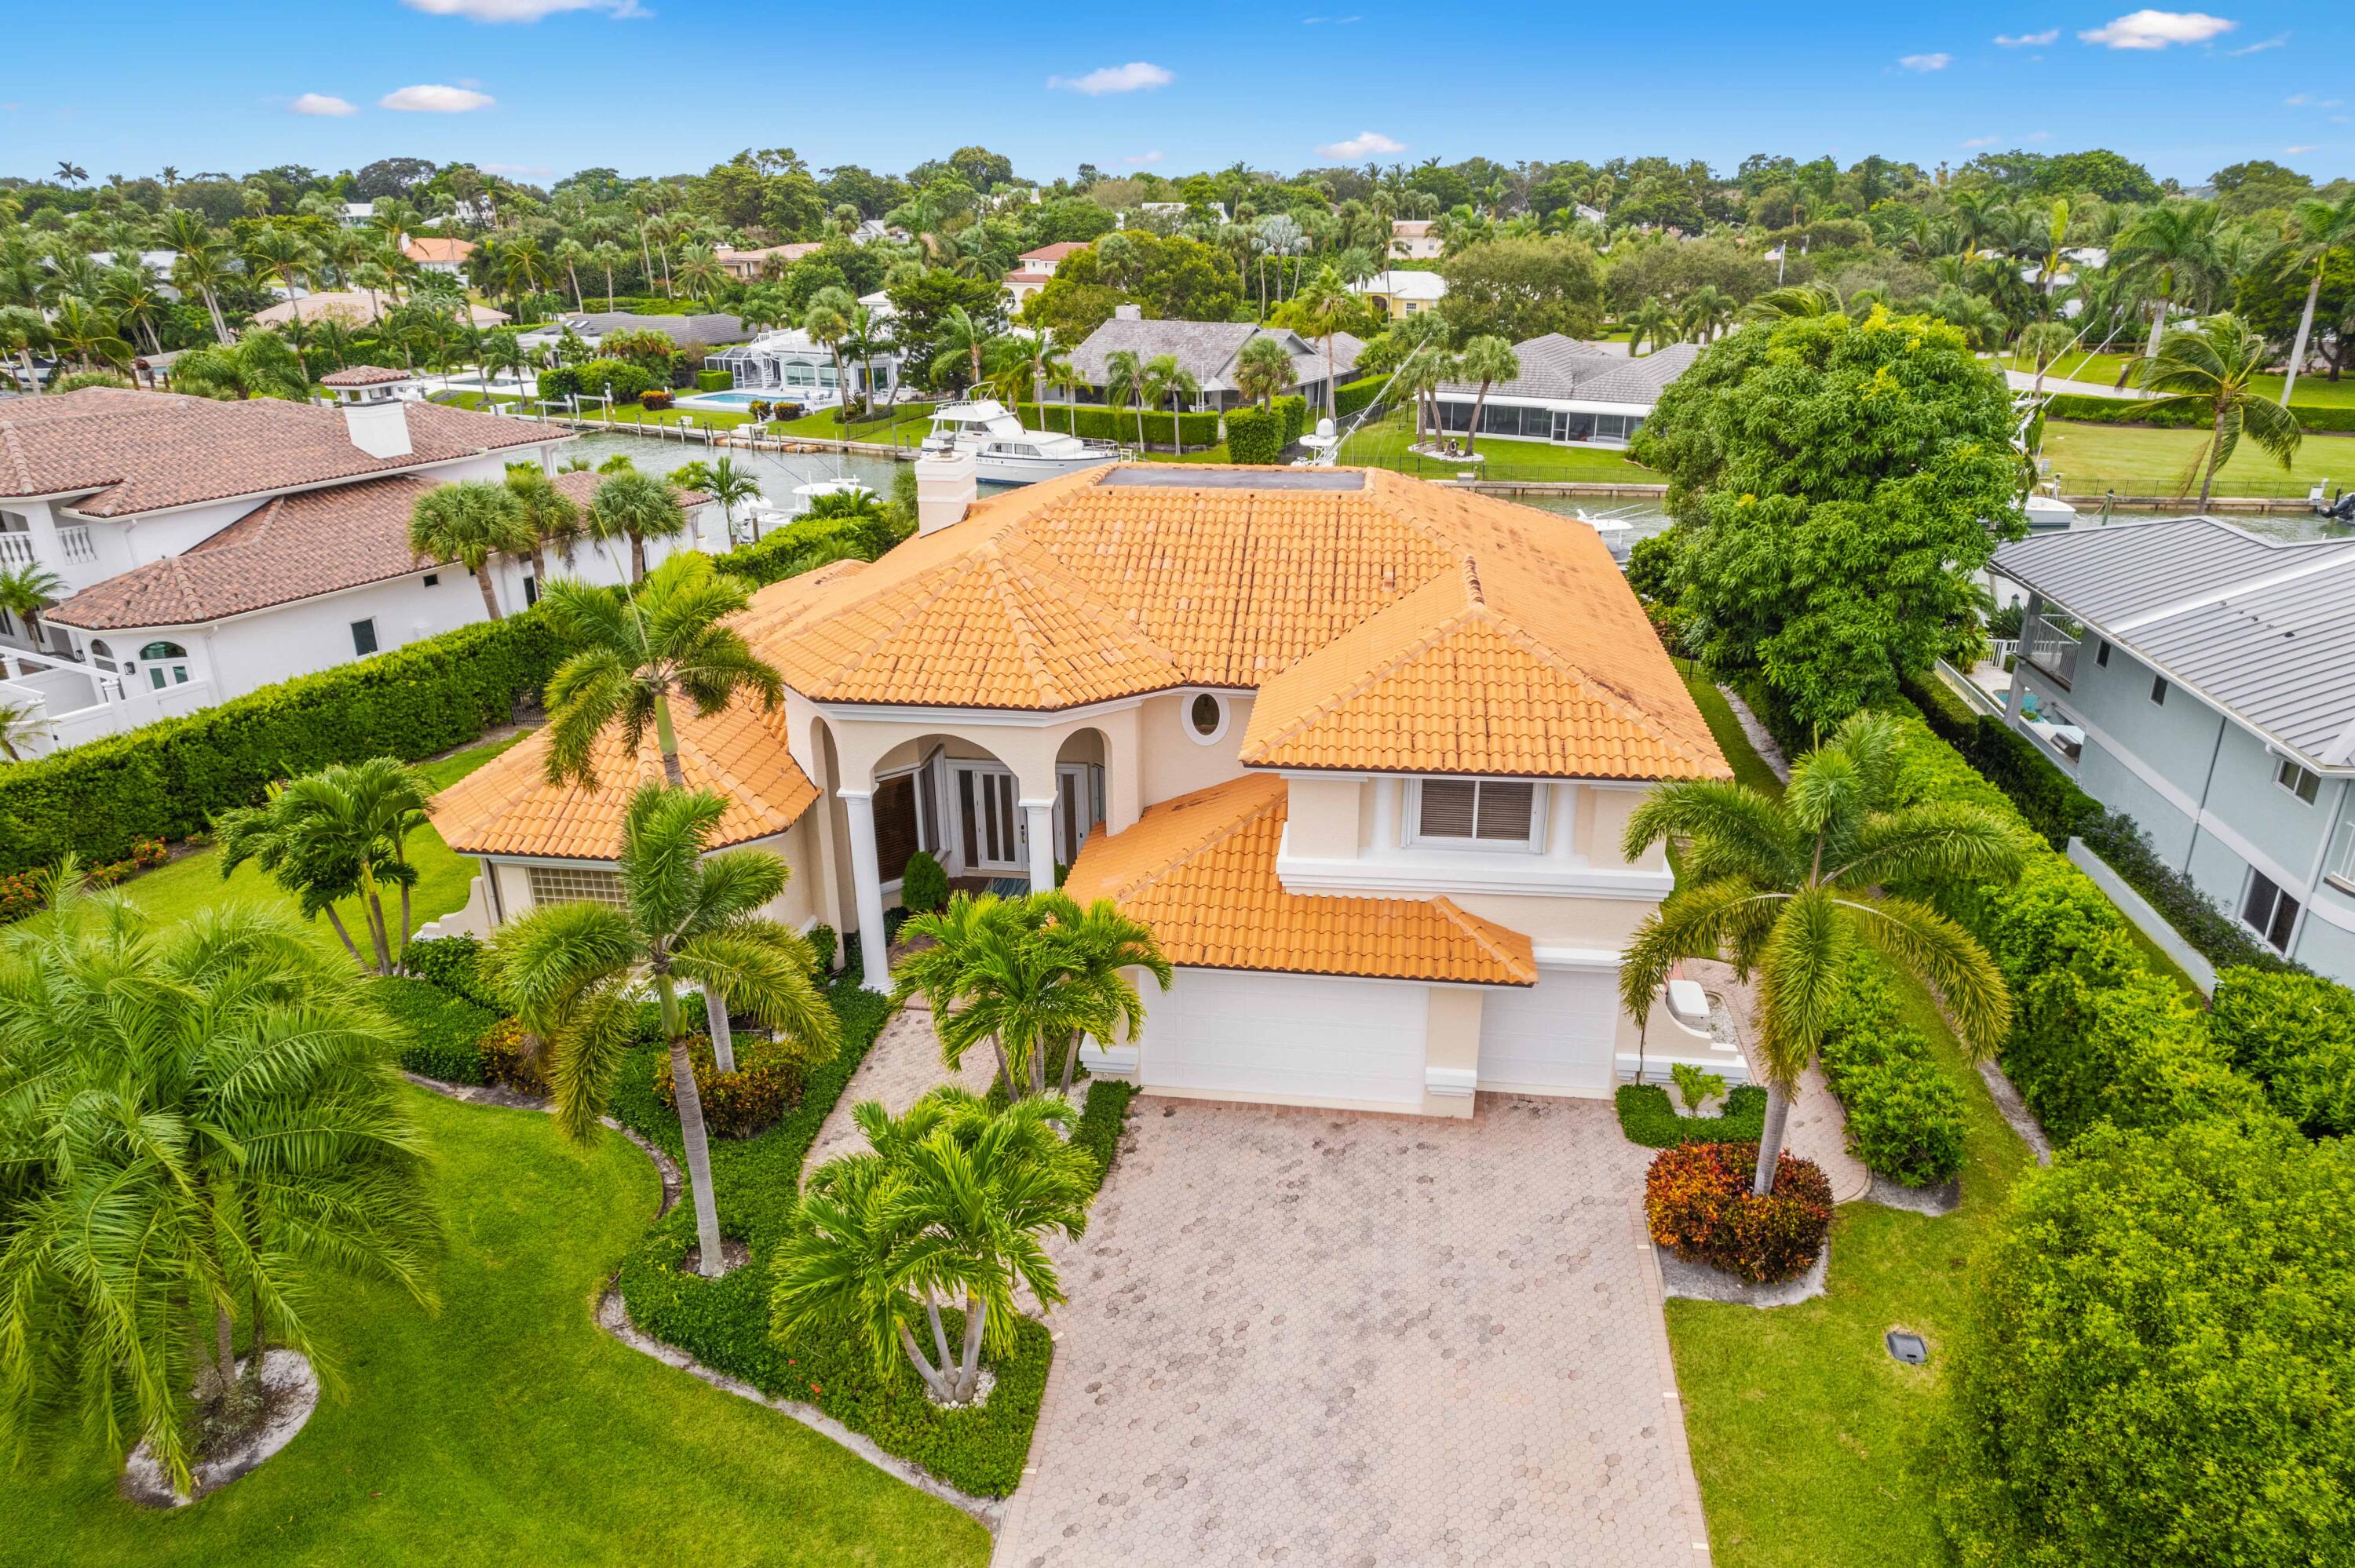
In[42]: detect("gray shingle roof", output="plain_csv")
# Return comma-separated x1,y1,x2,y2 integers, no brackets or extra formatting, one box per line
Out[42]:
1068,319,1364,395
563,312,758,346
1994,517,2355,768
1438,337,1699,407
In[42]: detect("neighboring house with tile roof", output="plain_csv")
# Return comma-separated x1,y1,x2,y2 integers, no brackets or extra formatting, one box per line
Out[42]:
402,235,476,274
0,377,720,754
714,242,823,281
254,290,508,330
1992,517,2355,985
1389,220,1442,261
1005,241,1086,304
433,458,1742,1120
516,310,760,358
1433,337,1700,450
1065,308,1367,412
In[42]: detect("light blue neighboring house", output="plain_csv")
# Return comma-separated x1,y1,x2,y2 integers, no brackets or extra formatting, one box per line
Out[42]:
1992,517,2355,983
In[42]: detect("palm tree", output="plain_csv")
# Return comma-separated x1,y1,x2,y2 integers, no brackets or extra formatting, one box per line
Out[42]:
2016,319,2078,401
538,551,783,790
1034,892,1170,1099
2112,200,2222,360
502,463,582,584
1455,335,1521,454
933,304,991,392
409,480,534,622
0,696,44,760
243,228,318,383
586,469,688,584
1104,348,1148,450
491,785,837,1278
0,563,60,657
46,297,130,374
216,757,431,973
0,307,50,396
1625,295,1678,354
1141,354,1201,454
100,263,169,357
0,895,436,1495
1287,264,1353,414
801,287,856,426
1679,283,1734,344
1617,712,2021,1196
694,455,763,543
2273,194,2355,405
673,243,724,306
164,331,308,402
2134,313,2303,509
1233,334,1297,409
773,1088,1093,1406
590,240,627,308
553,237,590,313
1738,283,1841,325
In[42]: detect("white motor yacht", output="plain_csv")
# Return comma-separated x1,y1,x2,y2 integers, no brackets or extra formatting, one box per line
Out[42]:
921,399,1124,484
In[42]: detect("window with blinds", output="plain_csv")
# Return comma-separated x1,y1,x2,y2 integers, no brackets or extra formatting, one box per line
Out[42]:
1415,780,1538,844
525,865,629,909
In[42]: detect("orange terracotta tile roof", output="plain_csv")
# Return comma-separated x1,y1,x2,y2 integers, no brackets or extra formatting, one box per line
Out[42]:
754,465,1726,780
1062,774,1536,986
403,237,475,264
430,698,818,860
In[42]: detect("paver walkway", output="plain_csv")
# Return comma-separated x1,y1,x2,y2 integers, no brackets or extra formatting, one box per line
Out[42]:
994,1093,1708,1567
804,1001,997,1176
1683,958,1871,1204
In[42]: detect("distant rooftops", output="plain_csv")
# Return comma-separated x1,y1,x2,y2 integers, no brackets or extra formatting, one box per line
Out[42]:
1438,336,1701,408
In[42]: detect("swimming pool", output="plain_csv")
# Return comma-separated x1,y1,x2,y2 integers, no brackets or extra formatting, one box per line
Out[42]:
676,388,773,410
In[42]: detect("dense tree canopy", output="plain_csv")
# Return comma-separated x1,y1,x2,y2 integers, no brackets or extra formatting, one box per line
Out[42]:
1439,235,1604,343
1634,308,2023,728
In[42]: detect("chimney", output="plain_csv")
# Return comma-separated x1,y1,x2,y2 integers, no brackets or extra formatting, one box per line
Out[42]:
915,449,977,536
320,368,416,460
1113,303,1143,321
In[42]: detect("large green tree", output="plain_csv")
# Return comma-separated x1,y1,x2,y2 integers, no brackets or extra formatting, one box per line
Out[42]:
1439,235,1604,344
1634,308,2024,730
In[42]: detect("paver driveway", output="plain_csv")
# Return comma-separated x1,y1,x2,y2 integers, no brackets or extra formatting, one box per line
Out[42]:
995,1093,1709,1567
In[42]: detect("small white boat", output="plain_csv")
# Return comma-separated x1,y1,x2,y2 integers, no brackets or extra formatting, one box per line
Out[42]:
1570,506,1640,563
921,399,1123,484
736,480,875,543
2025,493,2078,530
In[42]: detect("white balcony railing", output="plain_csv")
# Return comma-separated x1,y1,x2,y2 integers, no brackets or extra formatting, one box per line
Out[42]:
2020,613,2081,688
0,527,99,571
57,526,95,564
0,534,32,568
2328,819,2355,894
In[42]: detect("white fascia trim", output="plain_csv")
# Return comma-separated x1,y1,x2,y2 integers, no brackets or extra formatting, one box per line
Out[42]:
1267,768,1652,789
1275,833,1673,900
810,695,1146,729
1528,946,1625,969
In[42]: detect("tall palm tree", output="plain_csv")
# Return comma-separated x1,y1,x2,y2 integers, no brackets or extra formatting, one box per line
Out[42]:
98,264,167,357
2112,199,2222,360
0,895,436,1495
0,307,50,396
538,550,783,790
216,757,430,973
46,297,130,374
2134,313,2303,509
1679,283,1734,344
2273,193,2355,405
1233,334,1297,409
1103,348,1149,450
773,1088,1093,1406
2016,319,2078,401
491,785,837,1278
1455,335,1521,454
801,287,856,425
553,237,590,313
1287,264,1354,414
1617,712,2021,1196
933,304,991,392
408,480,534,622
687,455,763,543
502,463,582,585
243,228,318,383
0,563,63,652
1141,354,1201,453
586,469,689,584
590,240,627,309
1625,295,1678,354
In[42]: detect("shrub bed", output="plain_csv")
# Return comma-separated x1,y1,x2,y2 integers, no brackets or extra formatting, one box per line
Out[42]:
369,974,499,1084
1645,1142,1834,1284
402,933,503,1009
1223,404,1283,464
651,1032,806,1139
1013,401,1221,449
1614,1081,1767,1147
476,1016,546,1093
1816,951,1967,1187
2208,968,2355,1137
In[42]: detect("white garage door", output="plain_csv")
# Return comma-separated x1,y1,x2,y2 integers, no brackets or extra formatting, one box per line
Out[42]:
1141,969,1427,1107
1478,965,1619,1096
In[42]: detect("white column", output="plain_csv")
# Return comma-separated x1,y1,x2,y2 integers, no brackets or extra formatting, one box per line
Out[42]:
1370,777,1400,851
840,788,891,992
1023,798,1056,892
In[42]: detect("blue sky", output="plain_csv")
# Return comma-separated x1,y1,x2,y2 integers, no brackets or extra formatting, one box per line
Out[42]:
6,2,2351,188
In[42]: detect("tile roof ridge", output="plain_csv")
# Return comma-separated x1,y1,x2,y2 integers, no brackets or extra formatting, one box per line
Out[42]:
1240,573,1481,760
1429,896,1539,984
1100,777,1286,901
1469,594,1725,774
977,549,1075,708
0,424,40,496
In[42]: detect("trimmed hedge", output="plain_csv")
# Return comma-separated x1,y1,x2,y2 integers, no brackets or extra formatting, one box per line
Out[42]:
1224,404,1284,464
2044,392,2355,435
695,369,732,392
402,933,502,1010
0,612,559,876
1273,393,1308,449
1071,1078,1136,1192
1816,951,1968,1187
1615,1081,1767,1147
368,974,498,1084
2209,968,2355,1136
1333,374,1387,420
1013,401,1221,449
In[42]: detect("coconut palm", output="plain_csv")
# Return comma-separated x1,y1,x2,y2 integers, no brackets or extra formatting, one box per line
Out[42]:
553,237,590,313
215,757,430,974
502,463,582,584
491,785,838,1278
1104,348,1148,450
100,263,169,357
0,563,63,655
1141,354,1201,454
2112,200,2222,360
1455,335,1521,454
801,287,856,426
538,550,783,790
0,306,50,396
590,240,627,308
933,304,991,392
243,228,317,382
0,895,436,1495
586,469,688,584
772,1088,1094,1406
2273,194,2355,405
1287,264,1354,414
2134,313,2303,509
46,297,130,374
1624,295,1679,353
407,480,535,622
1233,334,1297,409
1617,712,2022,1197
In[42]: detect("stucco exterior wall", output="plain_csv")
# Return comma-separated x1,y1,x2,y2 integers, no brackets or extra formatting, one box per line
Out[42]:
1137,691,1254,808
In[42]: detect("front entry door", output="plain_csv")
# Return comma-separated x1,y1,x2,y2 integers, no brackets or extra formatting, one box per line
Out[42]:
954,764,1024,873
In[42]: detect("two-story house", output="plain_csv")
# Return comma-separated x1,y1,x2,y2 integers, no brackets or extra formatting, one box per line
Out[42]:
0,371,717,752
432,457,1742,1118
1390,220,1443,261
1004,242,1086,306
1994,518,2355,983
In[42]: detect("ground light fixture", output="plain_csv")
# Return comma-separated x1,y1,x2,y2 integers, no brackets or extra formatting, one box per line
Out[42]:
1885,1330,1929,1366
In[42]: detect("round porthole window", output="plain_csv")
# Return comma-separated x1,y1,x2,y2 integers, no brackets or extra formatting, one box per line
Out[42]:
1186,691,1228,745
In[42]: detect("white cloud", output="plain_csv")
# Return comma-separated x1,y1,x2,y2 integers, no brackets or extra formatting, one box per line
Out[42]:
2226,32,2285,53
484,161,553,175
1046,62,1173,95
290,93,357,116
1994,29,2059,45
2078,10,2235,49
1121,151,1164,166
2284,94,2342,108
2287,144,2320,155
1315,130,1406,159
401,0,642,20
1898,53,1952,71
379,83,496,112
1962,135,2001,148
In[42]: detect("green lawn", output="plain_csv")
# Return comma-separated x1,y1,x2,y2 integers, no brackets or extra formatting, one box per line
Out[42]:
773,403,937,445
2040,419,2355,499
1336,410,1663,483
0,1088,988,1568
1674,662,1785,796
111,733,526,964
2000,347,2355,408
436,388,754,432
1659,691,2033,1568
